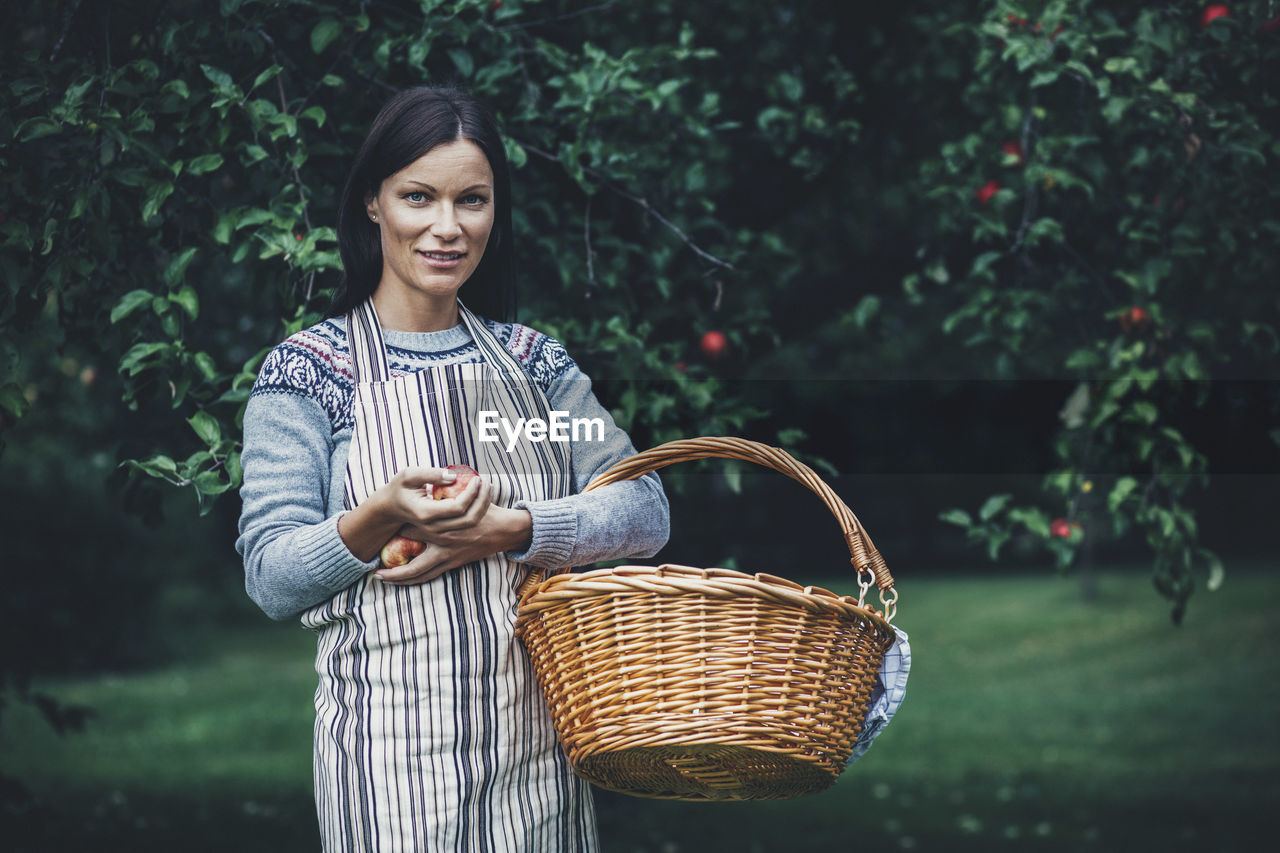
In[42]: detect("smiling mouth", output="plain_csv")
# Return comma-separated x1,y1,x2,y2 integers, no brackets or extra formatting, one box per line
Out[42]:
418,250,465,261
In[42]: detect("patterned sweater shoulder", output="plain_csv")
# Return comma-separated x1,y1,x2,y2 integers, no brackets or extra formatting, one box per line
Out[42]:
250,317,577,431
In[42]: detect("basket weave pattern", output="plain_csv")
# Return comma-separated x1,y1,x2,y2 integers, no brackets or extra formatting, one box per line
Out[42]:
515,438,899,801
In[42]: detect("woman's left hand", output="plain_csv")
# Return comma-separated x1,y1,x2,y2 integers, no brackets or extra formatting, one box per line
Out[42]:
373,483,533,585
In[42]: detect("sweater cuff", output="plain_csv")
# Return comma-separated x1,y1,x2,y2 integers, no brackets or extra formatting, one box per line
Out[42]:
295,513,379,592
506,498,578,568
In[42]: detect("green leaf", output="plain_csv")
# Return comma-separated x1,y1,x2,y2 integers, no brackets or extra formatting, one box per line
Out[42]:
226,450,243,488
301,105,326,127
310,19,342,54
127,454,177,478
1029,68,1060,88
1199,549,1225,592
170,285,199,320
119,341,169,375
194,352,218,380
979,493,1013,521
163,247,198,287
1108,476,1139,512
193,469,232,496
986,529,1011,561
249,65,283,93
111,289,155,323
724,464,742,495
1129,400,1158,425
938,508,972,527
16,117,61,142
449,49,475,79
1008,507,1050,537
142,181,174,221
187,153,223,175
504,137,528,170
0,383,31,418
200,64,233,88
188,411,221,445
849,294,880,330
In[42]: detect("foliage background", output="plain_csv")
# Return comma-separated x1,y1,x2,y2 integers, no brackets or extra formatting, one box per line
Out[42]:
1,0,1277,846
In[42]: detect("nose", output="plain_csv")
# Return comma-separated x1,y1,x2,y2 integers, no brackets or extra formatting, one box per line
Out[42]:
431,203,462,241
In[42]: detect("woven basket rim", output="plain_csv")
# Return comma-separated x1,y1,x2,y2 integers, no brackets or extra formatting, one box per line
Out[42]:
518,563,896,639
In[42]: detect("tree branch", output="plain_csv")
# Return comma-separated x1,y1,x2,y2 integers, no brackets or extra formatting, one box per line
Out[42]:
517,141,737,272
497,0,627,32
583,193,597,292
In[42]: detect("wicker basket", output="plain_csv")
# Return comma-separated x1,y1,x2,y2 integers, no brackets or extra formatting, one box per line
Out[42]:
515,437,900,801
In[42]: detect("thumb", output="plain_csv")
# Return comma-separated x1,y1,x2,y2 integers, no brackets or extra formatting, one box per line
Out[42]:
399,466,458,489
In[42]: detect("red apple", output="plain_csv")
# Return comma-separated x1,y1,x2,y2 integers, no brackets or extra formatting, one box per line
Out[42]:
1119,305,1151,333
976,179,1001,205
1000,140,1023,167
379,465,481,567
1200,5,1230,29
700,330,727,359
1050,518,1072,539
432,464,479,500
380,536,426,569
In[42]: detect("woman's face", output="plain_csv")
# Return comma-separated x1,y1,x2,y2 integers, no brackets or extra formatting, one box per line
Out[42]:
366,139,496,314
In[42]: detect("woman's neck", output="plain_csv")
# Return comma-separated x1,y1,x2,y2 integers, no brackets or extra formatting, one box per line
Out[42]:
370,288,460,333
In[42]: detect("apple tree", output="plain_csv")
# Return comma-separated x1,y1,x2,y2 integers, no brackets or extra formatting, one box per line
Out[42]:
901,0,1279,622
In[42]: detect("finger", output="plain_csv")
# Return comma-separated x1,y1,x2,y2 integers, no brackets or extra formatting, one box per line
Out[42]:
414,477,482,525
383,562,456,586
418,482,492,533
458,480,492,525
373,546,443,583
397,465,459,490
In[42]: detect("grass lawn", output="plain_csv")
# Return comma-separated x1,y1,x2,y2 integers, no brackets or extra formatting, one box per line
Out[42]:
2,562,1278,851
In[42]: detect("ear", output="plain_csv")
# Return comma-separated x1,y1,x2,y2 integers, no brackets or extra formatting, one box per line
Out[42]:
364,192,380,224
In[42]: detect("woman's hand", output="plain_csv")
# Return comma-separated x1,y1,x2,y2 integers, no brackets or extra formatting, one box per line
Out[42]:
336,466,465,563
374,490,533,585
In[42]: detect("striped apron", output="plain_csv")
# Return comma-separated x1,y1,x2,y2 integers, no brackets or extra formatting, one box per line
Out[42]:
300,299,598,852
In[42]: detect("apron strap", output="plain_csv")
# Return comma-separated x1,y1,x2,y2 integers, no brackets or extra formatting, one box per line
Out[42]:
346,299,390,384
457,300,556,423
346,297,553,426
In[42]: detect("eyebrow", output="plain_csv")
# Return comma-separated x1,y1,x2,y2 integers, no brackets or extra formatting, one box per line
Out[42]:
401,181,492,193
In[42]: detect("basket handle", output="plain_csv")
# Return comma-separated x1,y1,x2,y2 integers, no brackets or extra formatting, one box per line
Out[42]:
519,437,897,614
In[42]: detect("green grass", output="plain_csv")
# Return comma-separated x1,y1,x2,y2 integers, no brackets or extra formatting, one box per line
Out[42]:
3,564,1278,851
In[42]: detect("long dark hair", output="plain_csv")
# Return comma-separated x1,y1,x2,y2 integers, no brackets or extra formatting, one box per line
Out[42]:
329,85,516,322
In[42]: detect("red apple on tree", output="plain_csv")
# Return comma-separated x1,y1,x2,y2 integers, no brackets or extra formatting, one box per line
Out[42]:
976,179,1001,205
1000,140,1024,167
1119,305,1151,333
1200,5,1230,29
379,465,481,568
700,330,727,359
1050,518,1072,539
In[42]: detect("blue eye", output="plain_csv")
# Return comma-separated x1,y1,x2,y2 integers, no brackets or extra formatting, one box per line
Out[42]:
406,192,426,203
462,194,488,206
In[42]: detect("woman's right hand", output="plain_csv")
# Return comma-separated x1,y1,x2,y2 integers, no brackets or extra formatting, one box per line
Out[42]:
336,466,463,563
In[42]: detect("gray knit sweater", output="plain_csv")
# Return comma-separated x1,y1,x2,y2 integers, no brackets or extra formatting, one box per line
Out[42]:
235,315,670,621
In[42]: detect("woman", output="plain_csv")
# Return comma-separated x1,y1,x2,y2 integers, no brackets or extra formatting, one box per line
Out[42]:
236,85,669,851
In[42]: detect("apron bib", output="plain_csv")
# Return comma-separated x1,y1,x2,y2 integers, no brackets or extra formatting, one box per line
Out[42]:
301,299,597,852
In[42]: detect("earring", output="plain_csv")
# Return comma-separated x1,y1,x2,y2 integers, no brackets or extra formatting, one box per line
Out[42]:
370,214,377,222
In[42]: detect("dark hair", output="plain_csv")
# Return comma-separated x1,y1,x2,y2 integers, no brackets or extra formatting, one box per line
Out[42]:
329,85,515,321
